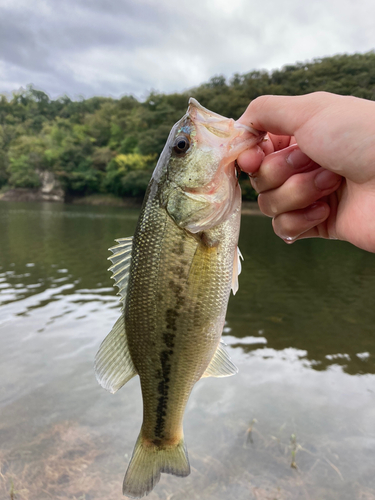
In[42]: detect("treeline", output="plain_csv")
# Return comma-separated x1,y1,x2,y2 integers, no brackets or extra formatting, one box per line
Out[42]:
0,51,374,201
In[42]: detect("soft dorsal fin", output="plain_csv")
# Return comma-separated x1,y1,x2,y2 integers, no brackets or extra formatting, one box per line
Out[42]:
108,237,133,307
231,246,243,295
202,340,238,378
95,314,137,393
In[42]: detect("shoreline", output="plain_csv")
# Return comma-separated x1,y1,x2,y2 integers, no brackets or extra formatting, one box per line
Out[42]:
0,189,263,215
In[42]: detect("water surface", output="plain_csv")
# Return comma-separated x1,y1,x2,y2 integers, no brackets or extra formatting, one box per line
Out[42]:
0,201,374,500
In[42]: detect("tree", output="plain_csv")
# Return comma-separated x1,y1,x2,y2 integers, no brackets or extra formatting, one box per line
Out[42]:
0,51,374,199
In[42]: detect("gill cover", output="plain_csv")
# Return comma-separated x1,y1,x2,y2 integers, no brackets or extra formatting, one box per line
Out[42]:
164,98,264,234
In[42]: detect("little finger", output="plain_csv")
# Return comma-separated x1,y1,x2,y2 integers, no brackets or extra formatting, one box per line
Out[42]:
272,202,330,241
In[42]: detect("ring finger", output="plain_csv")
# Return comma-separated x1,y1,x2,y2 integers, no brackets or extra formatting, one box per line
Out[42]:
258,167,342,217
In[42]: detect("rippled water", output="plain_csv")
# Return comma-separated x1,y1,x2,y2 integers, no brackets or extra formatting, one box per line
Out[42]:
0,201,374,500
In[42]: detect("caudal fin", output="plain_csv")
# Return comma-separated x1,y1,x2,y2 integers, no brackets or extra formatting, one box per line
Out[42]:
123,433,190,498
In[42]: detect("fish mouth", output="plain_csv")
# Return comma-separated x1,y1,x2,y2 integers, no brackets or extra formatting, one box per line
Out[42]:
188,97,263,139
187,97,265,179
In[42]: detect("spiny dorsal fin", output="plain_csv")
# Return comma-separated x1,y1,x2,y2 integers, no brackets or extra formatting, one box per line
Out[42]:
202,340,238,378
95,314,137,393
108,237,133,307
231,246,243,295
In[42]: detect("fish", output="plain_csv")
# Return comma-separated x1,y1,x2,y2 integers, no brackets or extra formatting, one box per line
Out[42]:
95,98,264,498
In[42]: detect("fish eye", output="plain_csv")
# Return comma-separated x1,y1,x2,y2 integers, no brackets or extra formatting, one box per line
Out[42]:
173,135,190,155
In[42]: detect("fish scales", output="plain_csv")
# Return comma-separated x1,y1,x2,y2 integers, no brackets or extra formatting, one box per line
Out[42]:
95,98,264,498
126,179,240,446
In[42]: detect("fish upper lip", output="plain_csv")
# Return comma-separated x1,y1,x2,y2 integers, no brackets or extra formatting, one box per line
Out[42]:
234,122,265,137
188,96,265,139
188,97,226,121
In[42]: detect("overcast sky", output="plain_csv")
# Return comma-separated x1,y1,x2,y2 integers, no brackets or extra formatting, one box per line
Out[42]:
0,0,374,100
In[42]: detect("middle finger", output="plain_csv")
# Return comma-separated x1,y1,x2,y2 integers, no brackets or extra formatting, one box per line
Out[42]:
251,145,319,193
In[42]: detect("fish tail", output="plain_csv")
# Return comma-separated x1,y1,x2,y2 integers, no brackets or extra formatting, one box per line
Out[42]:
123,431,190,498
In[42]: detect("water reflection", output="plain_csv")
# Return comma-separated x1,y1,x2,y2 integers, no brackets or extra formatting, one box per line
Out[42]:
0,201,374,499
232,215,375,375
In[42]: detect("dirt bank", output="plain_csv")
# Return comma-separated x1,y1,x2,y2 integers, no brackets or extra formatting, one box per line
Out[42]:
0,187,64,203
0,189,263,215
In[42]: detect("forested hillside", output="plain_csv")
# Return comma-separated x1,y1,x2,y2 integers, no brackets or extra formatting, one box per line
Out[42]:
1,51,374,201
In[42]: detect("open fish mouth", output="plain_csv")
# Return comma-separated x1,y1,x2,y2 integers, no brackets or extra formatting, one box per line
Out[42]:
186,97,265,171
188,97,264,139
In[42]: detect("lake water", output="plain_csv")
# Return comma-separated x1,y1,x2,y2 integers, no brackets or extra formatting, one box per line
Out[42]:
0,201,374,500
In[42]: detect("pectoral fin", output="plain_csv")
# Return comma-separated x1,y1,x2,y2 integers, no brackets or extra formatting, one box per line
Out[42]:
95,314,137,393
231,246,243,295
202,340,238,378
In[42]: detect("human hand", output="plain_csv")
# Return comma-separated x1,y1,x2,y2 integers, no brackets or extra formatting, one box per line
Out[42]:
236,92,375,253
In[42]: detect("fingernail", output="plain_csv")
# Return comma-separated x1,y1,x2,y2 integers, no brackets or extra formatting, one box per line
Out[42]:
304,203,327,221
314,170,341,190
286,148,311,169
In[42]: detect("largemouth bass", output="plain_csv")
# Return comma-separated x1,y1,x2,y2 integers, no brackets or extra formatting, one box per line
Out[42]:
95,98,263,498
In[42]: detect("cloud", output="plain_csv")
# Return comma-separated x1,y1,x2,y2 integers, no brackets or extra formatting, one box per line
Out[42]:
0,0,374,99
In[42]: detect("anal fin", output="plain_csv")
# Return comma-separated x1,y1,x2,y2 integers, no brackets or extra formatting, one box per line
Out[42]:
95,314,137,393
202,340,238,378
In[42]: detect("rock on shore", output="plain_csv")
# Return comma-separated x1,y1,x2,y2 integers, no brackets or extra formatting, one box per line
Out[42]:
0,171,64,203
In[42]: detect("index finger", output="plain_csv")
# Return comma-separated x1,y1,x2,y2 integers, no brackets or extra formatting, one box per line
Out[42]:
237,92,337,137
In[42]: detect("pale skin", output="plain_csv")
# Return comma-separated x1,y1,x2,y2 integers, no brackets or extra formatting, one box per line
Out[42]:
236,92,375,253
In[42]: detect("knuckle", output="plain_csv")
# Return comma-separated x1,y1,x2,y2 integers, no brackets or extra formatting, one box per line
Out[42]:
288,173,306,191
252,158,280,192
249,95,272,115
287,173,317,207
273,213,297,238
273,212,315,240
313,91,329,98
309,91,333,104
250,176,260,191
257,193,274,217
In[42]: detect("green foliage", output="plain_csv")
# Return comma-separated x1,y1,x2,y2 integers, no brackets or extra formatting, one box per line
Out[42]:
0,51,374,198
120,170,153,197
104,153,156,197
119,135,138,154
0,151,8,188
7,155,41,188
59,168,103,195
